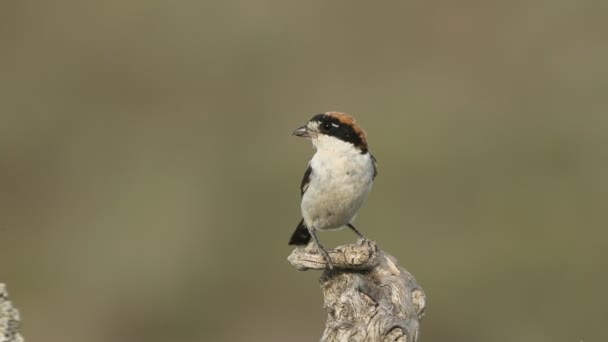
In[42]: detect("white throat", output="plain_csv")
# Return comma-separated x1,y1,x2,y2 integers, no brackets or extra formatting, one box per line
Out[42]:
312,135,360,156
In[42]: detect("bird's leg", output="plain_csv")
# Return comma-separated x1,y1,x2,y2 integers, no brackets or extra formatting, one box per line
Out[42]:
308,227,334,270
347,223,368,241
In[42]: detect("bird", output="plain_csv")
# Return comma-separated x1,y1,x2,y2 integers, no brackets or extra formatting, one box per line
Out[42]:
289,112,377,269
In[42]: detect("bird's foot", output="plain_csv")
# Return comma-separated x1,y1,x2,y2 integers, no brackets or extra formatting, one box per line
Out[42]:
318,246,334,270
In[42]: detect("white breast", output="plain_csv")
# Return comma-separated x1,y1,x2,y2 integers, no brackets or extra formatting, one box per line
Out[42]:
301,135,375,231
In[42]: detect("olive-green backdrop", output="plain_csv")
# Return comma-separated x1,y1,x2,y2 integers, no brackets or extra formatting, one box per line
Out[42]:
1,1,606,341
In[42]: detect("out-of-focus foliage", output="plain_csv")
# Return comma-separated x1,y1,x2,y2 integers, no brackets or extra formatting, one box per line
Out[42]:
1,1,606,341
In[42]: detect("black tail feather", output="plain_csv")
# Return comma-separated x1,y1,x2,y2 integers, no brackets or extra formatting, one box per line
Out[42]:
289,219,311,245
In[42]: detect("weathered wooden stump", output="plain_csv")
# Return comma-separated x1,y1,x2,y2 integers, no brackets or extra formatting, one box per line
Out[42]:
0,284,24,342
288,240,426,342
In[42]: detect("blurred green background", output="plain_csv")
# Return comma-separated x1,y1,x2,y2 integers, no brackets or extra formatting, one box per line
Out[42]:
1,1,607,341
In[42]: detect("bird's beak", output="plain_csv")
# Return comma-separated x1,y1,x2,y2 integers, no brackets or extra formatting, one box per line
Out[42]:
292,125,311,138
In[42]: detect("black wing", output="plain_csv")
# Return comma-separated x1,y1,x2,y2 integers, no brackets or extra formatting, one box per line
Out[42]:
300,164,312,196
291,164,313,246
371,154,378,180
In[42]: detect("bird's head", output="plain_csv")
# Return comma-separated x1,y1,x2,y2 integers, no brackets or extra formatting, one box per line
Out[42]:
293,112,369,153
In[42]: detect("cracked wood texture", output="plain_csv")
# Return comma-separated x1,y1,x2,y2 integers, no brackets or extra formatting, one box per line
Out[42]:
0,284,24,342
288,240,426,342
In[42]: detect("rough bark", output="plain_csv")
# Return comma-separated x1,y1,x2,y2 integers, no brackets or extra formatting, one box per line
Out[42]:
288,240,426,342
0,284,24,342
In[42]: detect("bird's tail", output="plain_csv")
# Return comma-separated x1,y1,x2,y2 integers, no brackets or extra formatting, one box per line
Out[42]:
288,219,311,245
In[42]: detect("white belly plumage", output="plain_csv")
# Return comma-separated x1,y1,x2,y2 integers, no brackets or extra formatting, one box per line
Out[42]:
301,150,374,231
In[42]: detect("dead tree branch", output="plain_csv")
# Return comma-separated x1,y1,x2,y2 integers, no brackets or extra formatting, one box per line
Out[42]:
0,283,24,342
288,240,426,342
